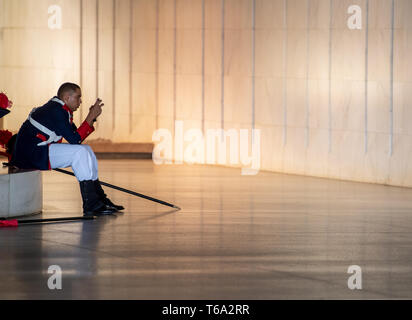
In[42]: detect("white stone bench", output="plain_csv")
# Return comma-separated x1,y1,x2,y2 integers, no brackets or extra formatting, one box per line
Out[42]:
0,165,42,218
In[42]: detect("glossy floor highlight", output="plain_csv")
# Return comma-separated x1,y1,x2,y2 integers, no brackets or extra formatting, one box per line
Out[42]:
1,159,412,299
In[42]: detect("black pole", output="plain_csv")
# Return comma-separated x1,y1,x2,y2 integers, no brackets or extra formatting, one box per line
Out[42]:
53,168,181,210
18,216,95,224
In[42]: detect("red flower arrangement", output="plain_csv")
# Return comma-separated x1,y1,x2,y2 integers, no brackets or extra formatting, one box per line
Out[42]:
0,92,13,109
0,129,12,148
0,92,14,160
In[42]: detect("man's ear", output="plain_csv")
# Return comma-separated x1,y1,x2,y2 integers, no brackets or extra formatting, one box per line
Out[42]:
61,93,70,104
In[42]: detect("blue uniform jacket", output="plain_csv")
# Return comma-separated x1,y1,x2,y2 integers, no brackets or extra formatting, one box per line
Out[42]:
11,97,94,170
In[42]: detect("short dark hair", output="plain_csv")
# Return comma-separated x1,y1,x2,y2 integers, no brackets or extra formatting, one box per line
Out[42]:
57,83,80,99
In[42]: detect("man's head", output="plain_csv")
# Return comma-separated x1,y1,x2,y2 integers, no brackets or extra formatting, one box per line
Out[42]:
57,83,82,112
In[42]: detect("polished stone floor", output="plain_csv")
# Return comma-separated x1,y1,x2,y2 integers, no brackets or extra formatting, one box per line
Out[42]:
1,159,412,299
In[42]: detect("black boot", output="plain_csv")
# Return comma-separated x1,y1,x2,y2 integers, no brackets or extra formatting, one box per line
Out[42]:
94,179,125,211
79,180,117,216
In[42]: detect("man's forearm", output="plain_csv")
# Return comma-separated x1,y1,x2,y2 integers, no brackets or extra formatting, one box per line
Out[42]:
85,113,96,127
77,120,95,141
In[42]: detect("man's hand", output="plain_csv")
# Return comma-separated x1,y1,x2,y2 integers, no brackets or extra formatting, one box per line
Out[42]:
90,98,104,119
85,98,104,126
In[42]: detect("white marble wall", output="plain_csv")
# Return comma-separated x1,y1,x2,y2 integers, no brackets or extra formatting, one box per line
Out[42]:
1,0,412,187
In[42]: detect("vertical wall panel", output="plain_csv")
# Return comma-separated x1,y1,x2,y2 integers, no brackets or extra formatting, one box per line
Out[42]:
176,0,202,131
81,0,98,129
223,0,252,136
389,0,412,185
203,0,222,141
157,0,175,136
129,0,157,142
113,0,132,141
95,0,114,140
363,0,392,183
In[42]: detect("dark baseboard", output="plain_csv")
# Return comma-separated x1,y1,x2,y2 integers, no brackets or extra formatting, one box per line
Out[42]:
95,152,152,160
88,141,154,160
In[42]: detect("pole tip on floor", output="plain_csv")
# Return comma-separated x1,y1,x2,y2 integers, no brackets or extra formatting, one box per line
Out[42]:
173,205,181,211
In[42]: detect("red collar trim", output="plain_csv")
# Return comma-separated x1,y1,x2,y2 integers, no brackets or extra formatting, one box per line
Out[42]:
62,104,73,115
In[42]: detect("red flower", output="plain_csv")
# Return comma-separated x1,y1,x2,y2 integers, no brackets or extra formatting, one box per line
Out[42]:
0,130,13,148
0,92,12,109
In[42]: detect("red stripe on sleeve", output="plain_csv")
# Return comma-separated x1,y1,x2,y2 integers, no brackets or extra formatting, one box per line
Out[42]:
77,121,95,142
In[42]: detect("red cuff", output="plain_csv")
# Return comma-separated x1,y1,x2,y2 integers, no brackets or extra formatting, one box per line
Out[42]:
77,121,95,141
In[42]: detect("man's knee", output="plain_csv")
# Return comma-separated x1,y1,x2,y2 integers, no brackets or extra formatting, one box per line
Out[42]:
82,144,96,156
76,145,98,172
74,145,93,159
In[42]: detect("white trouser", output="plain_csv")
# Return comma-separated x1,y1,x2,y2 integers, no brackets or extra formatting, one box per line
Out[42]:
49,144,98,181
